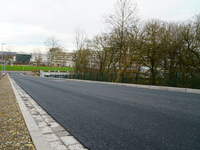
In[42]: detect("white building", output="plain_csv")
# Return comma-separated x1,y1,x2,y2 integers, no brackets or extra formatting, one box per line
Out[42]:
31,53,47,65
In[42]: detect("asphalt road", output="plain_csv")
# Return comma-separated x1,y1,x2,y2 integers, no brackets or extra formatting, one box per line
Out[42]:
9,73,200,150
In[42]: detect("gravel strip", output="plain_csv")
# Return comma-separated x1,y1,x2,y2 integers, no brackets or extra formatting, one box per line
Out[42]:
0,74,36,149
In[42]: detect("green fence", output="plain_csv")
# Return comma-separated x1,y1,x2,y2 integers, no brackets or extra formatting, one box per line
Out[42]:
46,72,200,89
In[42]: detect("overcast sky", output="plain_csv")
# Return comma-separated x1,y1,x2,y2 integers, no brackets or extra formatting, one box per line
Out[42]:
0,0,199,53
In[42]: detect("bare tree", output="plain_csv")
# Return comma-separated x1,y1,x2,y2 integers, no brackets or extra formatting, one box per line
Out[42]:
60,51,68,68
74,27,88,51
140,19,165,77
158,21,184,76
44,36,62,68
32,48,43,66
73,27,90,73
73,48,91,73
180,14,200,74
104,0,140,82
45,36,61,49
89,32,119,74
5,46,14,66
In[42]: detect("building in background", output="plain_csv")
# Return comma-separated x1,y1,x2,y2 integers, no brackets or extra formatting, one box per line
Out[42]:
1,50,75,67
56,52,74,67
31,53,47,65
46,50,74,67
65,52,74,67
16,53,32,64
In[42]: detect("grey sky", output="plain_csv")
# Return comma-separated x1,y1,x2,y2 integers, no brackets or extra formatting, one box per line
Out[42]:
0,0,199,53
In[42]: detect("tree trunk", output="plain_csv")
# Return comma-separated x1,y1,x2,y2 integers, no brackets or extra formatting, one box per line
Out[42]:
115,60,134,83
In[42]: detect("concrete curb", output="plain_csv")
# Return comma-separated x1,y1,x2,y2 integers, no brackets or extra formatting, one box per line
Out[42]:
20,72,200,94
86,80,200,94
46,77,200,94
21,72,200,94
8,73,88,150
7,74,53,150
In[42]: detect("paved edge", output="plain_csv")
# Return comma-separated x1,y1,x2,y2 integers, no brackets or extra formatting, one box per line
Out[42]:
7,74,53,150
68,79,200,94
20,72,200,94
8,73,88,150
37,75,200,94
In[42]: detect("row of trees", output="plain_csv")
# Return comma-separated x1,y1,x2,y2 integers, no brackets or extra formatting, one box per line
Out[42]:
73,0,200,82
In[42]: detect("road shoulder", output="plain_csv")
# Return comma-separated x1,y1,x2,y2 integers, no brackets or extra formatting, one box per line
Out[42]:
8,74,87,150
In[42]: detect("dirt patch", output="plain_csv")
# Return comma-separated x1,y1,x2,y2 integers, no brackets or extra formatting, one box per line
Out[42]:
23,72,39,76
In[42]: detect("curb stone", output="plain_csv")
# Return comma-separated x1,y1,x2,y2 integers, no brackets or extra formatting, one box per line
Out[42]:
8,74,87,150
41,77,200,94
20,71,200,94
8,74,53,150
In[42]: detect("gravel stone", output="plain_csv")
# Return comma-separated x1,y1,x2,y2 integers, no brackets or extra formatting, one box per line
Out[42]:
0,74,36,149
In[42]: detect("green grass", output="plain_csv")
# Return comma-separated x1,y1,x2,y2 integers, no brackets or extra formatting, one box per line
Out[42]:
3,65,74,71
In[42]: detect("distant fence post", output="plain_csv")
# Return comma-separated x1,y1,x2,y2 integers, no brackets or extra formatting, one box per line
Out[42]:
111,73,113,82
135,72,138,84
174,72,178,87
121,73,124,83
89,72,91,80
96,72,98,81
152,71,155,85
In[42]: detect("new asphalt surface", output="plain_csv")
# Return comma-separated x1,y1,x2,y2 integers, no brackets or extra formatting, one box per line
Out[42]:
9,73,200,150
